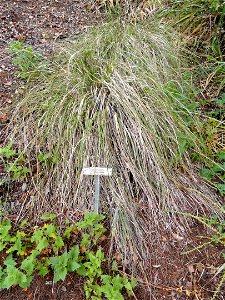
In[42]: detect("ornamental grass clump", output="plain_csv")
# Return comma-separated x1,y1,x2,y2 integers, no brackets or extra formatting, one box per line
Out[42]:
9,21,222,267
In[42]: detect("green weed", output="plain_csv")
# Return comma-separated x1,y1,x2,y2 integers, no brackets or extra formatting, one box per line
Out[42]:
0,143,62,188
8,41,43,80
164,74,225,194
200,150,225,195
0,212,136,299
0,143,30,185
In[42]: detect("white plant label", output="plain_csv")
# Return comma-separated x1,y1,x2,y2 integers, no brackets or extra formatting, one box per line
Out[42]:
82,167,112,214
83,167,112,176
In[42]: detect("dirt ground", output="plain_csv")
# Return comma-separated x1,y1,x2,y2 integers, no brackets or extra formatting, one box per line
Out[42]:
0,1,225,299
0,0,102,108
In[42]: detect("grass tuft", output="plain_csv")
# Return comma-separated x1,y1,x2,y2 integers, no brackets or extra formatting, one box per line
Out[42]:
8,20,222,268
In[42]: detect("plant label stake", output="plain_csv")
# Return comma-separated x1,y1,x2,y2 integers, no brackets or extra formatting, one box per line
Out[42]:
82,167,112,213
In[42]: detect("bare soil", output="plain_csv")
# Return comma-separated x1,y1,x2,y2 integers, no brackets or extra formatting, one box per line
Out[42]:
0,1,225,299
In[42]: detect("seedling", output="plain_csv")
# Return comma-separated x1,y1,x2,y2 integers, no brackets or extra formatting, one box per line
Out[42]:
8,41,42,80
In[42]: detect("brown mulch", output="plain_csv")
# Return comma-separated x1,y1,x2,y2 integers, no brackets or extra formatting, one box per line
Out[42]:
0,1,225,299
0,273,85,300
0,0,102,110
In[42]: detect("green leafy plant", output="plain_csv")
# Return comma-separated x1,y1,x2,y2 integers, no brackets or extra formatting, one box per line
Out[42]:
8,41,42,80
0,145,59,186
200,150,225,195
0,143,30,185
0,212,136,299
0,143,16,159
208,94,225,119
164,76,225,195
37,151,59,166
76,213,106,246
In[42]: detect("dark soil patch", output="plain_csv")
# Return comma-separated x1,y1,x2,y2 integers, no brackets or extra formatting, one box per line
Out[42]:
135,222,225,300
0,0,102,108
0,273,85,300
